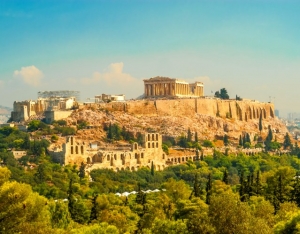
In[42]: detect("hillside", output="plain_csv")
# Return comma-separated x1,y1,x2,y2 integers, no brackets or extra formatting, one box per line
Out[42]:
65,99,288,144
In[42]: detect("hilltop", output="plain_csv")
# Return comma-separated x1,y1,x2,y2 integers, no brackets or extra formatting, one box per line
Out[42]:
64,99,287,144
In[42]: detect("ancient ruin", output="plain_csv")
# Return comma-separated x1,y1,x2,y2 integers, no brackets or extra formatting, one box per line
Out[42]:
11,97,76,122
49,133,168,172
143,76,204,98
38,90,80,101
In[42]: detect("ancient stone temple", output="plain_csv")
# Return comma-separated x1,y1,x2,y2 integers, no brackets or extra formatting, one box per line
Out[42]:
143,76,204,98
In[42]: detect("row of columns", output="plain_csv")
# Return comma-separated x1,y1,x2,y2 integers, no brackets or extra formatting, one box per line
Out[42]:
144,82,191,96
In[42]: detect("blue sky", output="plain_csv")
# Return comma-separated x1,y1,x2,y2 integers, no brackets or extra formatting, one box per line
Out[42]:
0,0,299,117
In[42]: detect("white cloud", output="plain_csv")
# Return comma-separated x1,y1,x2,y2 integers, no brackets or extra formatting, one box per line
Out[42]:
81,62,136,85
13,65,43,87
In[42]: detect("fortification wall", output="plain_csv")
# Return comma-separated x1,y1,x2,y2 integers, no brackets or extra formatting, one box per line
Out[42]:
155,99,195,116
122,98,274,121
45,110,73,124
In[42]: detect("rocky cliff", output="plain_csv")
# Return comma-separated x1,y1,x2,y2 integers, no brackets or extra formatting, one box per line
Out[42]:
65,98,287,144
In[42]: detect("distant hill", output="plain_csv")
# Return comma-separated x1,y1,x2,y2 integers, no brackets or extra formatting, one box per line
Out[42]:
0,105,12,124
0,105,12,115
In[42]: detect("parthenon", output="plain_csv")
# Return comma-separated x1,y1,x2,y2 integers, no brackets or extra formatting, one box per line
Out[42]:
143,76,204,98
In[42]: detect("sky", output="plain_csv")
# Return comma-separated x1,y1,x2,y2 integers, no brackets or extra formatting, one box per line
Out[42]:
0,0,299,117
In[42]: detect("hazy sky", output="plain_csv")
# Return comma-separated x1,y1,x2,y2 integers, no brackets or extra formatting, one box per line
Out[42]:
0,0,299,117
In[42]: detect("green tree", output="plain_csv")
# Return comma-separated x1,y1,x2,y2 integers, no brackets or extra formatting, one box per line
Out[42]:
205,174,212,204
239,135,243,147
194,132,198,142
49,200,72,229
223,134,229,146
283,132,292,150
222,169,229,185
151,161,154,176
259,113,263,134
89,194,98,223
0,181,50,233
187,128,192,142
79,162,85,180
214,88,229,99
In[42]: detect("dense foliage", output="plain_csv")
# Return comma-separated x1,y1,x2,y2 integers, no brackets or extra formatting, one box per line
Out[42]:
2,126,300,233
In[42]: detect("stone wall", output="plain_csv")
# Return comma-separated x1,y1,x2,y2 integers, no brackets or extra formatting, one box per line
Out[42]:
79,98,274,122
44,110,73,124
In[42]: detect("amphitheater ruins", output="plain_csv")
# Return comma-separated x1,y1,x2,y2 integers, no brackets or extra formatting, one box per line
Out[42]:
49,132,168,172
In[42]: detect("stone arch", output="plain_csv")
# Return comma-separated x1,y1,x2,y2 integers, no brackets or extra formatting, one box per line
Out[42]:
152,142,155,148
71,137,74,145
126,166,130,170
189,156,192,160
134,143,138,150
121,167,124,171
178,158,181,163
152,134,155,141
141,153,144,158
171,158,174,162
135,153,138,159
87,157,91,164
156,134,158,141
107,155,110,161
156,142,158,148
81,146,84,154
114,154,117,160
186,157,188,161
148,142,151,148
157,165,161,171
110,157,113,166
245,113,248,121
75,146,78,154
131,166,135,171
71,146,73,154
174,158,177,162
148,134,151,141
116,167,119,172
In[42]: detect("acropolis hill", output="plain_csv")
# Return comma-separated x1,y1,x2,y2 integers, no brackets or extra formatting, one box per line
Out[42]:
11,76,287,144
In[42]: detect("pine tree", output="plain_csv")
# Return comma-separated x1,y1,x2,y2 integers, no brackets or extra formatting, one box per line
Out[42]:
89,194,98,223
254,171,262,196
151,161,154,176
222,169,229,184
190,174,202,199
194,132,198,142
206,174,212,204
107,123,113,140
187,128,192,142
259,113,263,134
67,179,76,220
246,133,251,144
292,173,300,207
79,162,85,180
283,132,292,150
239,135,243,146
223,134,229,146
239,171,246,202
